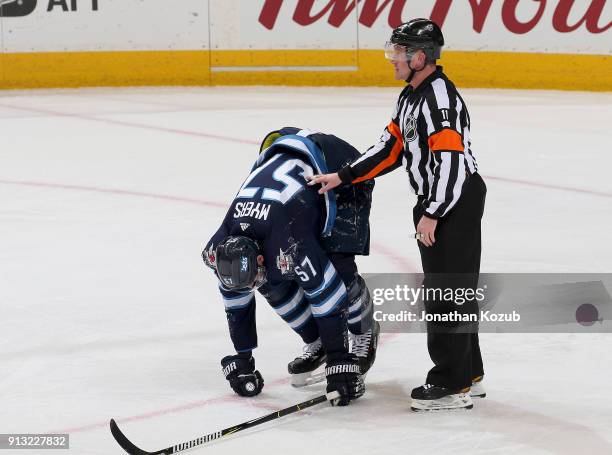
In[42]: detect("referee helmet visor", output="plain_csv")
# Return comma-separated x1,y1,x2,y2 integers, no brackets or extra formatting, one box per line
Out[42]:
384,41,420,62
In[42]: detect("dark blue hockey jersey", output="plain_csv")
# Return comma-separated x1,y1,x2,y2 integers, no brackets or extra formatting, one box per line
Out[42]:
205,129,372,353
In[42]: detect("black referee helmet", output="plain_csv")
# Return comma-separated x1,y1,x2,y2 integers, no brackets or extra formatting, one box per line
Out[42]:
390,18,444,61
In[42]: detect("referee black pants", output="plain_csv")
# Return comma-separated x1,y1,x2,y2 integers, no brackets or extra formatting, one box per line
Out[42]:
413,173,486,391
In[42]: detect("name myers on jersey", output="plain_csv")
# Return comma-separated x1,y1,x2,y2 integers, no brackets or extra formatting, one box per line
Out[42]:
234,202,271,221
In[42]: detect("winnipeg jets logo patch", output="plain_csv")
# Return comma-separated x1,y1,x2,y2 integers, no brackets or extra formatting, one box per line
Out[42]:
405,115,418,142
276,245,296,276
240,223,250,231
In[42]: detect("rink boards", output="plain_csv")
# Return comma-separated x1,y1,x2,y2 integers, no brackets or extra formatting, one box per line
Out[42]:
0,0,610,90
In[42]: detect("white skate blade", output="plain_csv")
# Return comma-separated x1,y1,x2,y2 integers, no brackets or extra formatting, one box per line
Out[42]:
411,393,473,411
290,371,326,387
470,381,486,398
291,370,368,388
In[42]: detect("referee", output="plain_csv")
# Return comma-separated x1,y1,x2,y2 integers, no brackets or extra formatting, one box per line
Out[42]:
309,18,487,411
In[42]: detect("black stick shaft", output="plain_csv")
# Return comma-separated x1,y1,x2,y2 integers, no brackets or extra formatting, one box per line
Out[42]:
110,391,340,455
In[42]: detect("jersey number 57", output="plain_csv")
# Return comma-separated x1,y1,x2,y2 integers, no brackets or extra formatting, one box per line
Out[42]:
295,256,317,282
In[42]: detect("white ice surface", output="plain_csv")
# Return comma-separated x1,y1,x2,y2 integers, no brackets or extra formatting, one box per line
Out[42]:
1,87,611,454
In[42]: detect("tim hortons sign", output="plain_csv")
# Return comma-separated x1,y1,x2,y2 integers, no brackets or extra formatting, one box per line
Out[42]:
258,0,610,34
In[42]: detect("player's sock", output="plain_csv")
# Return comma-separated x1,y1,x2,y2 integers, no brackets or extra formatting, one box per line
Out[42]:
470,375,486,398
346,275,373,334
410,384,473,411
288,338,326,387
349,320,380,375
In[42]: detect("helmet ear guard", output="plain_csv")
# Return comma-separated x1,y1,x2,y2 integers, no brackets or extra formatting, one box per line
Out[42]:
420,45,440,63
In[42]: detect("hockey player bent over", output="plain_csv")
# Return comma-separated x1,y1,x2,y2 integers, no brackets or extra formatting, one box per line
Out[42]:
203,127,380,406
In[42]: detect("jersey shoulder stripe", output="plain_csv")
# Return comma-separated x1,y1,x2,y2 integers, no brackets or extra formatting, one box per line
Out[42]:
352,121,403,183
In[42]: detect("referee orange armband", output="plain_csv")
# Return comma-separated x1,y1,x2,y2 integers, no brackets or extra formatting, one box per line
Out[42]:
428,129,464,153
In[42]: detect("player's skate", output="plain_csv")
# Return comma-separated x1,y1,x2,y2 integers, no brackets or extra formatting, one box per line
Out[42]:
470,375,486,398
288,338,327,387
349,320,380,376
410,384,473,411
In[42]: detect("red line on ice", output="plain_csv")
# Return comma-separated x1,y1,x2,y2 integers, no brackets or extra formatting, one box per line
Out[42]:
0,101,609,198
371,243,419,273
483,175,611,198
0,178,229,209
49,378,292,435
49,335,401,435
5,95,607,434
0,176,411,435
0,178,419,271
0,102,259,146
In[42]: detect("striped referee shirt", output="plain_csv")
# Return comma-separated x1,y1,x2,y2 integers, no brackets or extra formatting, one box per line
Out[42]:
338,66,478,219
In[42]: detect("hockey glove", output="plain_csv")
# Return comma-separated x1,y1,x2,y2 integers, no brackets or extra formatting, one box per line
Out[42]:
325,353,365,406
221,353,264,397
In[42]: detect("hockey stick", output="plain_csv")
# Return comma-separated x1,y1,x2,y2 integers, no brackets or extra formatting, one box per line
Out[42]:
110,390,340,455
